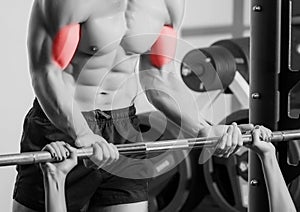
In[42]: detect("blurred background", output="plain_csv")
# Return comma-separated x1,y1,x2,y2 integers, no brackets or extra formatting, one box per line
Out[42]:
0,0,251,211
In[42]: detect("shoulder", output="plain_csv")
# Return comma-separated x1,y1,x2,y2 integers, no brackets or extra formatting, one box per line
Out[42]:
164,0,185,29
36,0,88,34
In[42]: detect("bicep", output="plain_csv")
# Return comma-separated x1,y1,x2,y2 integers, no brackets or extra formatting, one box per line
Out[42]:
139,52,176,93
27,1,52,72
147,0,185,70
149,26,177,69
139,0,186,87
52,23,80,69
164,0,185,29
28,1,80,73
142,0,185,69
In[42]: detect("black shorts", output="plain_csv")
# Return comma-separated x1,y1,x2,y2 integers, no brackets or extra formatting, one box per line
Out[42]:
13,99,148,212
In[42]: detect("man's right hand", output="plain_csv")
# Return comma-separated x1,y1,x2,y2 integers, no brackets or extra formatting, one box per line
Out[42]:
75,133,120,169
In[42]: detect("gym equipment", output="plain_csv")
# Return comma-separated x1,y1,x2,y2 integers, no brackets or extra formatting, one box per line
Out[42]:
138,112,194,212
1,129,300,167
181,49,220,92
289,0,300,71
212,38,249,82
139,112,208,212
204,109,249,212
204,148,248,212
288,141,300,211
204,110,300,212
180,38,249,92
148,150,193,212
250,0,300,210
290,179,300,210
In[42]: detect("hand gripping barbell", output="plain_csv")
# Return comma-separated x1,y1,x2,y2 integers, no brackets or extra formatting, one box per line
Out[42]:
0,130,299,167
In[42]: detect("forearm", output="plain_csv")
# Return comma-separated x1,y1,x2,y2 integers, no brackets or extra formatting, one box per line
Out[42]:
260,153,296,212
43,172,67,212
32,65,92,140
140,62,208,137
149,86,205,137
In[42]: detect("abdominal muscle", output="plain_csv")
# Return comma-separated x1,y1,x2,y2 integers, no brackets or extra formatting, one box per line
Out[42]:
70,51,140,112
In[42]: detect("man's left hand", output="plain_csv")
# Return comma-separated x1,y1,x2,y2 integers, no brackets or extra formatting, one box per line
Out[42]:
199,123,254,158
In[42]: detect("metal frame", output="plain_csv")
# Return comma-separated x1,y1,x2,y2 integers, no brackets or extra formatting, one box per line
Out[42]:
249,0,300,211
249,0,282,211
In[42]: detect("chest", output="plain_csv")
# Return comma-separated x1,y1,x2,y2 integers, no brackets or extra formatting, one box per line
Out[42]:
77,0,170,55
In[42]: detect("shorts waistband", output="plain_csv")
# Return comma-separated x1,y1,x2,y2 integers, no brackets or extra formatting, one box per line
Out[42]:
83,105,137,121
32,98,136,121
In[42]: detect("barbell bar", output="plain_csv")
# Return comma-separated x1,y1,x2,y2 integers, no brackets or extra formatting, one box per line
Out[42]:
292,16,300,25
0,129,300,167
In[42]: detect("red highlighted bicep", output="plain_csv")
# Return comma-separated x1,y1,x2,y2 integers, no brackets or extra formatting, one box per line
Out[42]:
150,26,177,69
52,24,80,70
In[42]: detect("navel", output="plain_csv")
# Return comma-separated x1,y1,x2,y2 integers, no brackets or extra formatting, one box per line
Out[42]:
90,46,99,53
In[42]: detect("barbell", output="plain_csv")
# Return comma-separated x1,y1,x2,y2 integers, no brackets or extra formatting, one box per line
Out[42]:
0,129,300,167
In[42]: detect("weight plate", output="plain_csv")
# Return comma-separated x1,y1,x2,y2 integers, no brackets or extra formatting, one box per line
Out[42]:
203,109,249,212
213,38,250,82
138,112,194,212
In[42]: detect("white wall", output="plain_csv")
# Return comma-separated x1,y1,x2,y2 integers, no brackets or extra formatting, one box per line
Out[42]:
0,0,34,211
182,0,250,47
182,0,234,47
0,1,250,211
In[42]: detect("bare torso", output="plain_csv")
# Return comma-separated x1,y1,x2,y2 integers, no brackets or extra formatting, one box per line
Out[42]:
42,0,171,111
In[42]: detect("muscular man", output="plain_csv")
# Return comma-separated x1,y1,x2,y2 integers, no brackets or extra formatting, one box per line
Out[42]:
13,0,250,211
